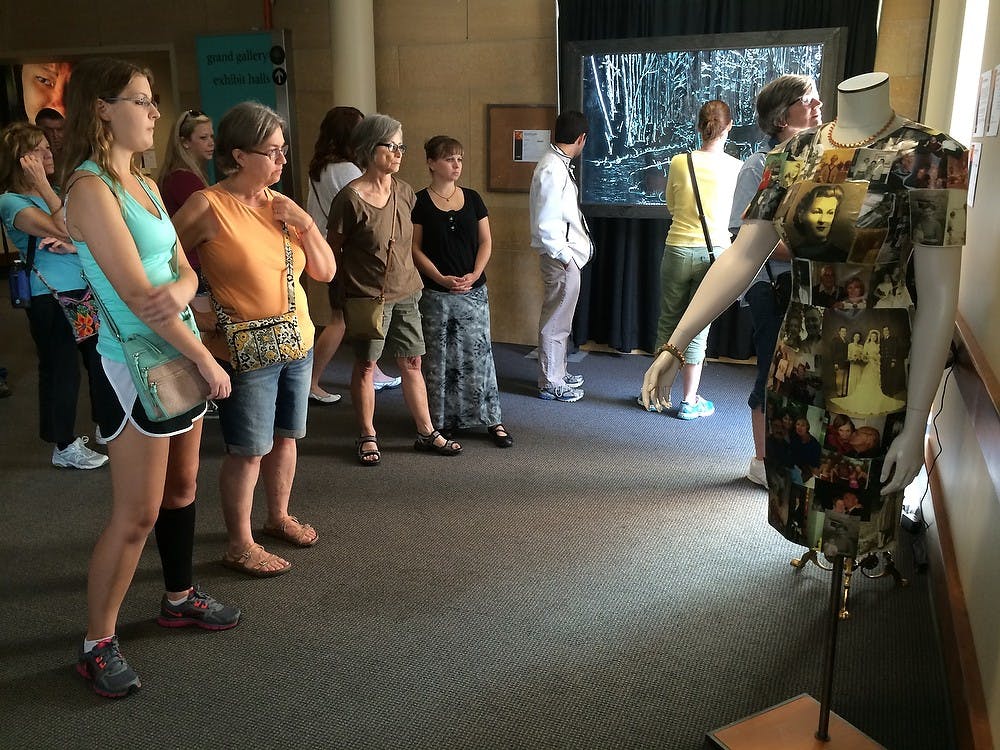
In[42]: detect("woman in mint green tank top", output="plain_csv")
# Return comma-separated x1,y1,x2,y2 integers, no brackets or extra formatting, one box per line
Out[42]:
60,57,240,699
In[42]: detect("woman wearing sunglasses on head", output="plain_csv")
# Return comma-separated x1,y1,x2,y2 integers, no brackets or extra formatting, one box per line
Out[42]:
159,110,213,274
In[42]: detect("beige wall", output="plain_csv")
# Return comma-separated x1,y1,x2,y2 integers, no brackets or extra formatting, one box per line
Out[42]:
924,0,1000,744
874,0,933,119
2,0,998,738
0,0,554,344
372,0,556,343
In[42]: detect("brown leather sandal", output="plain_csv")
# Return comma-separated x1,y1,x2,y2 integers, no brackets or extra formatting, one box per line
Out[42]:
221,543,292,577
356,435,380,466
414,429,462,456
261,516,318,547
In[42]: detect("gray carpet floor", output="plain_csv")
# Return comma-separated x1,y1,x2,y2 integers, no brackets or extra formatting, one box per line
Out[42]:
0,311,952,749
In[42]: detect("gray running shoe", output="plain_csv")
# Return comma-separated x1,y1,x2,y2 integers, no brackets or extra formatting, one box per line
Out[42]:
52,437,108,469
157,585,241,631
538,385,584,402
76,636,141,698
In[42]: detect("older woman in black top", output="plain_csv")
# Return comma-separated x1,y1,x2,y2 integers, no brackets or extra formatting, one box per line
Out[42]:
411,136,510,448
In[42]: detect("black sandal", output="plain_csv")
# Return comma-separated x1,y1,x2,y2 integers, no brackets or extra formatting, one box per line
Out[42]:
488,423,513,448
355,435,380,466
414,429,462,456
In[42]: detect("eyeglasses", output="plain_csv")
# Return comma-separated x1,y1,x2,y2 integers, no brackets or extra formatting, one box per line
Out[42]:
245,145,289,161
102,95,159,111
377,142,407,154
792,94,821,107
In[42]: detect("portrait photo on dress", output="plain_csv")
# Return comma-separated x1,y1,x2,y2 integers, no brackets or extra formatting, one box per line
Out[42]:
820,511,861,558
812,147,854,183
869,262,913,309
765,392,826,487
944,192,968,244
814,477,882,521
828,264,872,312
856,189,896,229
822,307,910,415
908,188,950,246
776,179,869,262
821,411,889,458
817,449,871,490
849,147,896,184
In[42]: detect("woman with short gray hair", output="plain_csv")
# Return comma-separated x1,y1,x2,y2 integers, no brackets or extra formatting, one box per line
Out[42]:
755,74,820,139
173,100,336,576
327,113,462,465
349,113,402,171
729,74,822,488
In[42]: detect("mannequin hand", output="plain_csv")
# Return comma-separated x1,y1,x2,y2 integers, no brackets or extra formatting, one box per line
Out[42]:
640,351,680,412
879,423,925,494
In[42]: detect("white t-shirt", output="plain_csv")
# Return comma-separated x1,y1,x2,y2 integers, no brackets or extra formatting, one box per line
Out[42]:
306,161,363,233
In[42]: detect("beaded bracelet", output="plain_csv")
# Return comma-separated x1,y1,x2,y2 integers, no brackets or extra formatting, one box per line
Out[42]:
658,342,686,365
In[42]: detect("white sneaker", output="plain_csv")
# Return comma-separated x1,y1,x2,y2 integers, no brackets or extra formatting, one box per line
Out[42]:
52,437,109,470
746,457,768,488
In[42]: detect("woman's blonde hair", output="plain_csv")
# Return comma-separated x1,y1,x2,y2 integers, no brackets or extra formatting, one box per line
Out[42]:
0,122,45,193
159,110,212,188
59,56,153,192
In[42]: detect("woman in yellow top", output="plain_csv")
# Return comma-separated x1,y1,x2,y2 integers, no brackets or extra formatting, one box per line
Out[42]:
174,102,335,577
654,100,742,420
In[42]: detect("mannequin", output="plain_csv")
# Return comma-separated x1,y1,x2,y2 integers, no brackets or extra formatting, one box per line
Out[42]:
642,72,967,556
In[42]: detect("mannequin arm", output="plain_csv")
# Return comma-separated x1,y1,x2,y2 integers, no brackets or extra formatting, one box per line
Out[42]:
641,220,778,410
879,244,961,493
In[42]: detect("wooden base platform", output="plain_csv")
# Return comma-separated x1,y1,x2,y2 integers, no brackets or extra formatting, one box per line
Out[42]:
707,694,885,749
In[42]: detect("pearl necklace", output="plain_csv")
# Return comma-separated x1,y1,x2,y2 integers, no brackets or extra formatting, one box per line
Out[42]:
428,185,457,202
826,112,897,148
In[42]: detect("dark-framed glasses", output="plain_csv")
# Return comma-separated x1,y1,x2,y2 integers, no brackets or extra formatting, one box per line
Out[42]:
101,94,159,111
377,141,407,154
246,144,289,161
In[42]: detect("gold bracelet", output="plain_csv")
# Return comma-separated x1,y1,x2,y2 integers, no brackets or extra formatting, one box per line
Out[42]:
658,342,686,365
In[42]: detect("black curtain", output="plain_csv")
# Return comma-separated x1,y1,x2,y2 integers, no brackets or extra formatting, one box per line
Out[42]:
562,0,879,355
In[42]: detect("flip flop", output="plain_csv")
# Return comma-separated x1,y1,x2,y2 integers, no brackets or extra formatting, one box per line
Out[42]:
221,543,292,577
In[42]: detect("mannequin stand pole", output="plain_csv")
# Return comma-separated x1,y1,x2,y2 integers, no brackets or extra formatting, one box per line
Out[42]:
816,555,846,739
707,555,885,749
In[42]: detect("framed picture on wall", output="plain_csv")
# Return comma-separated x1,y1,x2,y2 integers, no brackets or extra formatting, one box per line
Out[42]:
563,28,846,217
486,104,557,192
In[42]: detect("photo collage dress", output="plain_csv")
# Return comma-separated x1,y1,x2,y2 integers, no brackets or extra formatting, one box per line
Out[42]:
744,121,969,558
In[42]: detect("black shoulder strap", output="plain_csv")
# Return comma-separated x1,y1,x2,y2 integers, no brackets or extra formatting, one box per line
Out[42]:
309,180,329,223
686,151,715,263
2,218,39,270
25,234,37,271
